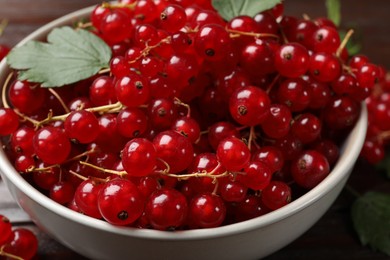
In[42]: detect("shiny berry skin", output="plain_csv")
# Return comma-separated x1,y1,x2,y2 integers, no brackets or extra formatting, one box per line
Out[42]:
216,136,250,171
49,181,75,205
1,228,38,260
261,181,291,210
252,146,284,174
33,126,71,165
98,178,144,225
208,121,240,150
311,26,341,54
10,126,35,155
274,43,309,78
276,78,311,112
122,138,157,177
153,130,194,173
219,180,247,202
171,116,200,143
194,24,232,61
229,86,271,126
0,108,19,136
116,107,148,138
0,215,12,246
239,40,276,77
74,179,103,219
309,52,341,82
145,188,188,230
262,104,292,139
291,113,322,144
89,76,116,106
115,73,150,107
291,150,330,189
8,80,46,114
189,193,226,228
237,161,272,190
64,110,99,143
99,9,133,44
159,4,187,32
323,96,360,129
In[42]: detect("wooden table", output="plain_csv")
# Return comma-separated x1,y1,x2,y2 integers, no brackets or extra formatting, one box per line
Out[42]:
0,0,389,259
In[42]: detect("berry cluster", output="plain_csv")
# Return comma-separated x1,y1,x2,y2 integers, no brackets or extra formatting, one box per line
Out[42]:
0,215,38,260
0,0,376,231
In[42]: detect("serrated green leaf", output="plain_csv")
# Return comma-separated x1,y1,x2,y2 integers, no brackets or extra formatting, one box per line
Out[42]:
326,0,341,26
351,192,390,256
212,0,281,21
7,26,111,87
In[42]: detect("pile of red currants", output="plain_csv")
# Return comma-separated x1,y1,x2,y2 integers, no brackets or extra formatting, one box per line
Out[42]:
0,0,385,232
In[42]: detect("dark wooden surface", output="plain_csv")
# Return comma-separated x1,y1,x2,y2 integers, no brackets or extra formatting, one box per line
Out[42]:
0,0,389,259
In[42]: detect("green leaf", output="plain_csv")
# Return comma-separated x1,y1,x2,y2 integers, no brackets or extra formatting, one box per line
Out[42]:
326,0,341,26
7,26,111,87
351,192,390,256
212,0,281,21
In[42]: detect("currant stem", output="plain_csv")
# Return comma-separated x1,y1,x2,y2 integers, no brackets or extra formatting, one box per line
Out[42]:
174,97,191,117
101,1,138,10
79,161,127,177
48,88,70,113
0,246,24,260
336,29,354,57
226,29,279,40
247,126,256,151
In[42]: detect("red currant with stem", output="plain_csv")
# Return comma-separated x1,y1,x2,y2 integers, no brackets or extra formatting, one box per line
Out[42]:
261,181,291,210
115,73,150,107
189,193,226,228
253,11,279,35
145,188,188,230
33,126,71,165
274,42,309,78
49,181,75,205
239,40,276,77
290,19,318,48
153,130,194,173
0,215,12,246
64,110,99,144
291,150,330,189
355,63,379,90
216,136,250,172
348,54,369,69
187,152,225,194
190,9,225,28
8,80,46,115
0,108,19,136
74,179,103,219
98,178,144,226
32,162,60,190
14,154,35,172
95,113,127,154
1,228,38,260
331,72,357,96
229,86,271,126
122,138,157,177
116,107,148,138
90,4,110,29
68,97,93,111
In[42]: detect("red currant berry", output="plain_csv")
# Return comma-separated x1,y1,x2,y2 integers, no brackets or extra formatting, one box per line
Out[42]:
274,43,309,78
98,178,144,225
1,228,38,260
0,108,19,136
189,193,226,228
261,181,291,210
291,150,330,189
122,138,157,177
0,215,12,246
216,136,250,171
64,110,99,144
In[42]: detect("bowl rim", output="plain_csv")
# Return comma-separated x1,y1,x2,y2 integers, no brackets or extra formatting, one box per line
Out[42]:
0,5,368,241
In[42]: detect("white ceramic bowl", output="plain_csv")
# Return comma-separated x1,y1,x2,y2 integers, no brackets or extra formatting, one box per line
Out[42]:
0,6,368,260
